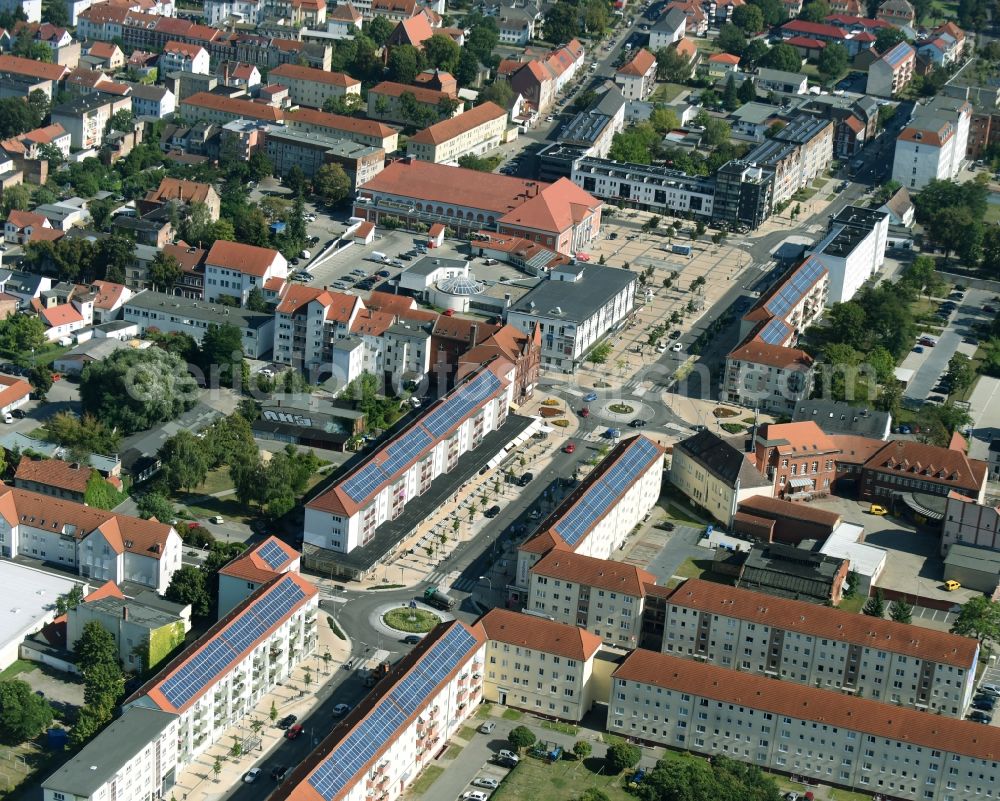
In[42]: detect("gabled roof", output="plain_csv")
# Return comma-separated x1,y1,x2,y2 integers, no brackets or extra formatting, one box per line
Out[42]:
329,2,362,20
40,303,83,328
727,338,813,369
531,550,655,597
0,375,32,409
286,107,396,139
392,12,433,45
163,40,207,58
409,102,506,145
6,210,49,230
218,535,299,582
617,47,657,76
269,63,360,88
0,54,68,81
206,240,282,277
90,280,129,310
145,177,216,206
708,52,741,64
864,439,987,492
479,608,601,661
15,456,103,495
498,177,600,235
369,80,451,104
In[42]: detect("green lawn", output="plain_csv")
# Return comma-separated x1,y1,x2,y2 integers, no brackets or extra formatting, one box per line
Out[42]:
191,468,235,496
491,756,633,801
541,720,579,736
502,708,523,721
985,203,1000,226
793,187,818,202
457,725,477,742
409,765,444,795
674,557,710,580
650,82,686,103
476,703,494,719
383,608,441,633
443,744,463,760
837,595,867,614
0,659,33,680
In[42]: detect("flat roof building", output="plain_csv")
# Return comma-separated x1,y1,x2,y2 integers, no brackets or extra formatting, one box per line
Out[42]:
0,561,83,670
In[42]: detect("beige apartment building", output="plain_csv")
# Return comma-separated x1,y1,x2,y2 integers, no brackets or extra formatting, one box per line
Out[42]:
285,107,399,153
611,649,998,801
406,102,509,165
527,550,654,648
479,609,601,722
267,64,361,110
652,579,979,716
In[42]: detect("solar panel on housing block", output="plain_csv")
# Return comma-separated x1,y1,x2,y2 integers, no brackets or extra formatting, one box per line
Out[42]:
765,257,824,320
379,428,433,478
308,625,479,799
257,540,288,571
554,438,659,547
342,461,388,504
423,371,501,437
159,577,306,709
758,318,791,345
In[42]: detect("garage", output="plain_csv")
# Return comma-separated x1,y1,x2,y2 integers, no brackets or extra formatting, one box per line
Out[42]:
943,543,1000,593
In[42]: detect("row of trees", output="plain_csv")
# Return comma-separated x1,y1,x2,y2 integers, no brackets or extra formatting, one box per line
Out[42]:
608,112,739,168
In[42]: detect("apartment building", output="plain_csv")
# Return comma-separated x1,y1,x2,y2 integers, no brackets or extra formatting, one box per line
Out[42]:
267,63,360,109
514,436,664,595
0,54,68,98
479,608,601,721
892,95,971,189
272,284,364,371
129,83,176,118
507,39,585,115
743,115,834,206
615,48,657,101
265,127,385,186
528,550,655,647
724,256,828,413
669,429,772,525
807,206,890,304
406,102,508,165
366,81,461,126
304,359,516,559
161,41,210,74
0,485,182,592
204,240,287,305
286,106,399,152
14,456,121,503
860,438,987,505
650,7,687,49
271,621,486,801
610,648,1000,801
179,92,285,126
651,578,978,715
217,536,301,615
143,177,221,221
119,572,316,773
916,21,966,66
866,41,915,97
51,92,133,149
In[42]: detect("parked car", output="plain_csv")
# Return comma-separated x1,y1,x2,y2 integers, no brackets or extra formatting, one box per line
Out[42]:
974,695,997,708
479,721,496,734
584,391,598,402
403,634,421,645
605,428,622,438
869,504,888,515
244,768,261,783
484,505,501,518
473,777,500,789
285,724,304,739
980,684,1000,696
333,703,351,716
463,792,489,801
629,419,647,428
671,342,683,352
517,472,534,486
969,710,993,724
277,715,297,729
914,346,924,353
945,580,961,591
497,750,520,763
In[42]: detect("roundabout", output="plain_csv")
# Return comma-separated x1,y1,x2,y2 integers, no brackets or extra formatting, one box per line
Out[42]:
382,607,441,633
607,402,634,414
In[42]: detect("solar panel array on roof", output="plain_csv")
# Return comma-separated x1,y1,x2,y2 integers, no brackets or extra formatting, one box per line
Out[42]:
159,577,306,709
764,257,825,321
423,371,502,438
884,41,912,65
307,625,478,799
553,437,660,547
758,318,792,345
257,540,289,571
379,428,433,478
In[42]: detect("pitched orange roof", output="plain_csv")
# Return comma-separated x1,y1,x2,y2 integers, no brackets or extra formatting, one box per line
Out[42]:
206,240,282,277
164,41,207,58
394,13,433,45
617,47,656,76
0,53,67,81
479,608,601,661
91,280,129,310
531,550,655,597
370,80,452,105
708,52,741,64
864,439,987,493
6,209,49,230
614,648,999,760
349,307,394,336
727,339,813,369
0,375,31,409
146,177,216,206
40,304,83,328
757,421,837,455
15,456,99,495
218,536,299,582
286,106,396,138
409,102,506,146
498,177,601,235
269,63,360,88
182,92,284,123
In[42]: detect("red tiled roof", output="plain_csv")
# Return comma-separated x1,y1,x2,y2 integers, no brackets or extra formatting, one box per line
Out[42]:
218,536,299,582
0,375,31,409
617,47,657,76
727,339,813,369
286,107,396,139
479,608,601,661
6,209,49,230
163,40,206,58
708,52,741,63
0,54,68,81
181,92,284,123
737,494,841,526
393,13,433,45
498,177,601,235
15,456,98,495
409,102,506,145
91,280,129,310
757,421,837,455
864,439,987,493
146,177,216,206
206,240,282,277
531,550,655,597
781,18,847,37
369,80,451,104
786,35,826,47
40,304,83,328
613,648,998,760
269,63,360,88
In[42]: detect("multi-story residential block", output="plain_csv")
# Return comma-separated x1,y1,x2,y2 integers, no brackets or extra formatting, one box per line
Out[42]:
497,9,536,44
217,535,301,615
507,39,585,116
807,205,889,304
272,284,364,371
609,647,999,801
204,239,287,305
540,88,625,173
504,263,633,371
528,550,655,647
916,21,966,66
666,0,708,35
866,41,915,97
669,429,772,525
892,95,971,190
271,621,486,801
304,359,517,568
267,63,360,109
327,2,363,36
455,321,541,405
50,91,133,150
514,436,663,596
122,290,275,358
479,608,601,721
406,102,508,165
615,48,657,101
142,176,221,221
0,486,182,592
286,106,399,152
366,81,461,126
265,127,385,187
649,7,686,50
0,54,67,99
652,578,978,714
161,40,211,74
179,91,285,125
743,114,833,206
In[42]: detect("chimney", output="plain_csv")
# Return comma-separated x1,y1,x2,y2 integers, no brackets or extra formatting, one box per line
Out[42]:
122,605,128,621
470,323,478,345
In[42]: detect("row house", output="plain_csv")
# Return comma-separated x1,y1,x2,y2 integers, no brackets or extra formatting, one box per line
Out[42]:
264,127,385,186
406,101,509,165
652,578,978,715
285,106,400,152
860,438,987,506
610,648,1000,801
179,91,285,125
507,38,585,116
161,40,211,75
0,53,68,99
807,205,889,304
366,81,461,126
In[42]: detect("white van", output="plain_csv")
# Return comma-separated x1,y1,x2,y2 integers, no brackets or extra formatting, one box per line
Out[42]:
371,251,387,262
300,250,311,260
3,412,13,424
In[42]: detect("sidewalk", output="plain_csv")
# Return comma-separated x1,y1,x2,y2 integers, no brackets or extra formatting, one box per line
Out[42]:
168,612,352,801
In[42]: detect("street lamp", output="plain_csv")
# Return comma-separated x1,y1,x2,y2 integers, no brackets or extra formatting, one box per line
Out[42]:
479,575,493,604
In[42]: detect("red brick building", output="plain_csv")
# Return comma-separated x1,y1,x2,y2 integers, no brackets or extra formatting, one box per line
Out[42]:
752,421,839,501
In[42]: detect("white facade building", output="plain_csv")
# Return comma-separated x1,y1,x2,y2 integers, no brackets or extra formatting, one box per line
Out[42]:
610,648,1000,801
892,96,971,190
808,206,890,305
160,42,210,75
203,240,287,306
272,284,364,371
217,535,301,615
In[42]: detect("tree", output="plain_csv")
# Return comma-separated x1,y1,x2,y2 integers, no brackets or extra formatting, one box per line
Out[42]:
605,741,641,774
946,353,976,393
800,0,830,19
455,47,481,86
544,2,579,42
694,111,732,147
717,22,746,56
165,565,211,618
587,341,613,364
889,598,913,624
0,680,54,745
313,162,351,206
573,740,592,760
27,364,53,400
817,42,848,83
875,26,908,52
83,659,125,714
160,430,209,493
423,34,461,73
608,122,660,164
732,3,764,31
655,45,693,82
759,43,802,72
388,45,423,85
75,621,119,674
0,182,30,216
365,15,394,45
952,596,1000,641
723,74,741,111
738,76,757,103
137,491,175,522
83,471,126,510
479,80,515,108
580,791,610,801
862,588,886,618
213,756,222,782
199,323,245,387
148,251,182,292
750,0,786,24
11,38,53,62
42,0,69,26
80,347,199,436
508,725,536,751
56,584,86,615
69,703,106,748
649,106,680,134
105,109,134,136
